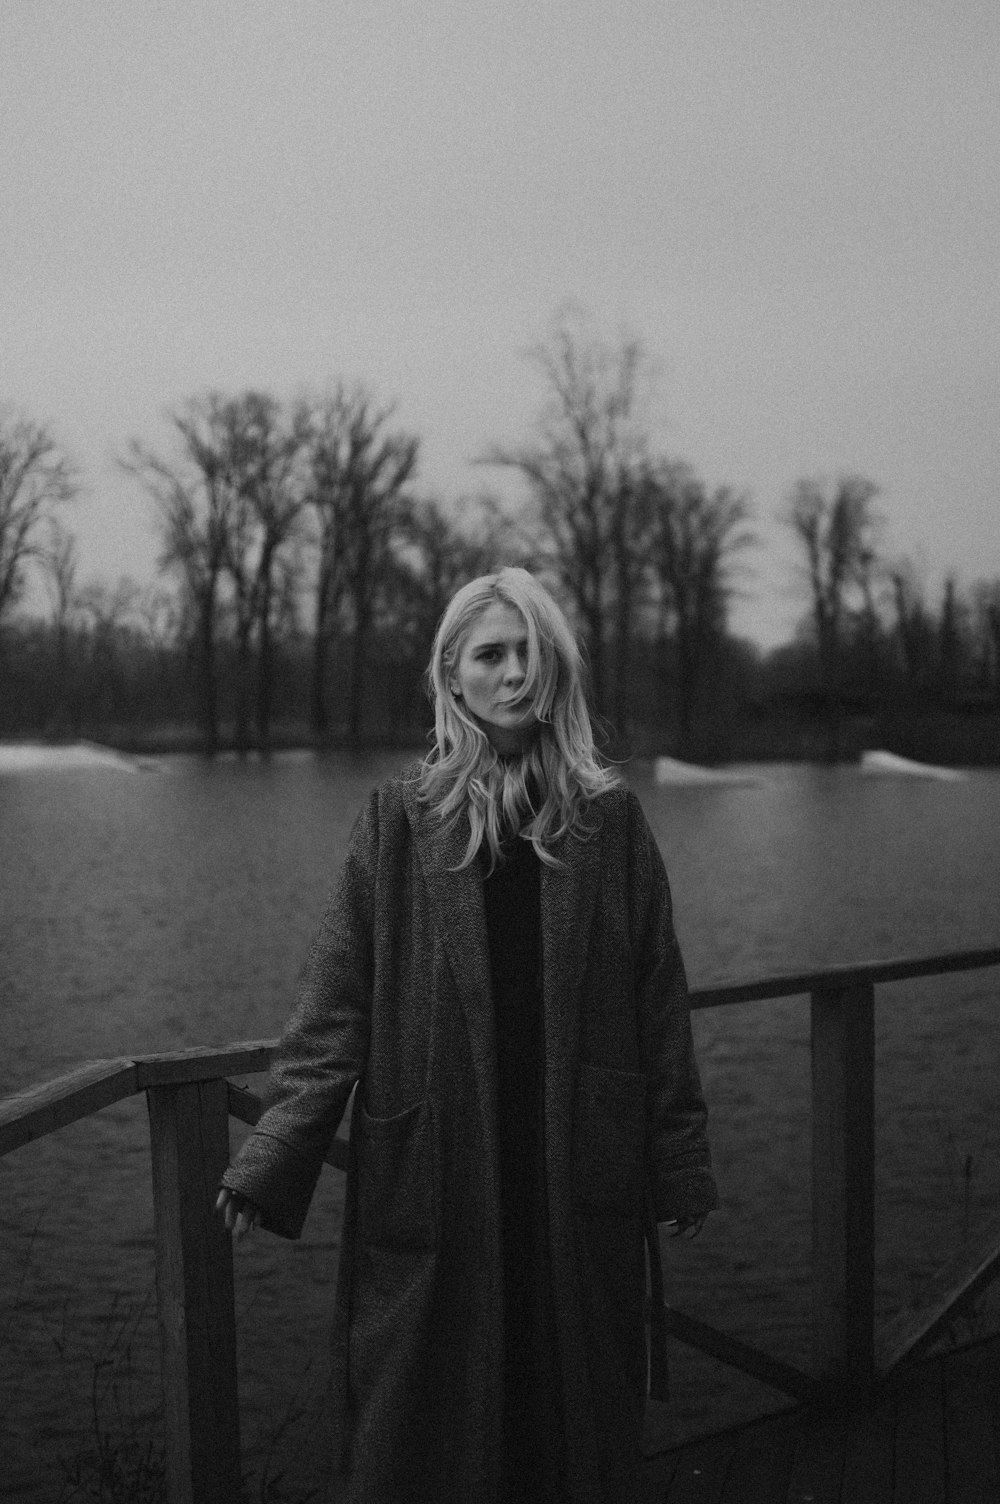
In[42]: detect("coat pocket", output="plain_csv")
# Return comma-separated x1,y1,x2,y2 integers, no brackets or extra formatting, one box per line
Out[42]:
572,1063,647,1216
355,1097,439,1250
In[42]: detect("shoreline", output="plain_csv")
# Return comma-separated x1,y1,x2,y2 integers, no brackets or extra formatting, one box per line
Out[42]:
2,715,999,767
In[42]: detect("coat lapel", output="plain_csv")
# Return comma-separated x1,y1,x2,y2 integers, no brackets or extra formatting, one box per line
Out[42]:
402,787,498,1154
541,818,604,1064
401,780,606,1181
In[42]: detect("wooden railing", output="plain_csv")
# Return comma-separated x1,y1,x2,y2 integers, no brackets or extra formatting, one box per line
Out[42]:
2,945,1000,1504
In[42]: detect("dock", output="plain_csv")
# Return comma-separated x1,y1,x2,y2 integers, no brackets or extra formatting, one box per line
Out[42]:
640,1331,1000,1502
2,944,999,1503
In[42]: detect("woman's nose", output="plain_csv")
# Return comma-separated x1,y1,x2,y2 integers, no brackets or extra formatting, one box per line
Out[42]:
503,652,524,681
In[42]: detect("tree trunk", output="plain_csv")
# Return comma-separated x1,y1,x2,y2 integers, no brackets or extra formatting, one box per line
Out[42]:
613,556,632,739
677,630,695,759
50,621,70,736
348,610,367,746
819,639,842,763
233,623,253,756
255,553,276,753
311,626,329,740
256,603,273,753
581,583,606,723
197,596,219,755
311,568,332,740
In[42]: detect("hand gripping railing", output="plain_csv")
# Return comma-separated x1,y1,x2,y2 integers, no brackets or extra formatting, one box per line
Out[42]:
2,945,999,1504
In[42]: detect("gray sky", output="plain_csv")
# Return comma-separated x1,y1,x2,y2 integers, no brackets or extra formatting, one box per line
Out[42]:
4,0,998,646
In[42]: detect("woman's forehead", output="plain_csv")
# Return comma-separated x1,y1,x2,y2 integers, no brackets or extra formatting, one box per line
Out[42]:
463,601,527,647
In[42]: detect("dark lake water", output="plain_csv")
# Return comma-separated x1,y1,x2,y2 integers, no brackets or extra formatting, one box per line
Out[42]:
2,751,999,1499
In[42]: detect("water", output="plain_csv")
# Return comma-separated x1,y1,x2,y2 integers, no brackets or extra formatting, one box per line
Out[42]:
2,753,999,1498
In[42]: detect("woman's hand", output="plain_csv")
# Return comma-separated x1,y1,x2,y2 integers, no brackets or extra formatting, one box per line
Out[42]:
661,1214,707,1240
215,1187,262,1239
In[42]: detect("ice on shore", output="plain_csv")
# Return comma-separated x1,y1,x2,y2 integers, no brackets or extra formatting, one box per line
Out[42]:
859,749,966,782
653,756,761,787
0,742,151,774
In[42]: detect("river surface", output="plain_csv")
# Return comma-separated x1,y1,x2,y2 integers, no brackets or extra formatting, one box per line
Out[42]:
2,752,999,1499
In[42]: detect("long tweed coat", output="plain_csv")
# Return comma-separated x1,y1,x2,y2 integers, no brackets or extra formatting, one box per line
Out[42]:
222,766,718,1504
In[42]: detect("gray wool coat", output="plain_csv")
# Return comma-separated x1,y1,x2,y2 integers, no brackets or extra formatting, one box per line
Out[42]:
222,765,718,1504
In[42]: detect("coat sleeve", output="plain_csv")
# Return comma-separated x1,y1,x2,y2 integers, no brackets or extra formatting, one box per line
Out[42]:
220,789,378,1238
625,789,719,1223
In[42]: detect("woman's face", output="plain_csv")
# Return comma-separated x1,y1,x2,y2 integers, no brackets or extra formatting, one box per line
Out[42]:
450,601,537,753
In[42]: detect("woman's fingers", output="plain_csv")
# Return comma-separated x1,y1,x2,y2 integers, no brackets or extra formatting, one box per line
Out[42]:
677,1214,707,1239
663,1213,708,1239
234,1205,261,1237
215,1188,260,1237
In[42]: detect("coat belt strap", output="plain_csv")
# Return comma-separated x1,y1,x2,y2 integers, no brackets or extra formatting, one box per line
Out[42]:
644,1194,669,1403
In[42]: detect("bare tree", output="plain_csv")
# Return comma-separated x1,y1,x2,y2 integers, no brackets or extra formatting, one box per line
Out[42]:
936,575,966,698
76,576,143,728
786,474,880,759
969,579,1000,703
298,388,418,742
125,392,306,752
394,495,508,671
889,558,935,693
0,411,76,625
483,307,651,729
215,393,306,750
39,520,80,732
123,408,235,753
644,462,753,752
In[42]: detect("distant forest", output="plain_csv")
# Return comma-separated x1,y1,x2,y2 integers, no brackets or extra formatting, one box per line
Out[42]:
2,311,998,763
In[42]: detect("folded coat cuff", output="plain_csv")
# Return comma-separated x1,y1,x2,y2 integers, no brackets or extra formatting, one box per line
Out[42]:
220,1130,325,1241
650,1163,719,1223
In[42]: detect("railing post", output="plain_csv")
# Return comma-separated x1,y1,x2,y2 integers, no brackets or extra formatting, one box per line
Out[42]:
147,1078,241,1504
810,980,875,1395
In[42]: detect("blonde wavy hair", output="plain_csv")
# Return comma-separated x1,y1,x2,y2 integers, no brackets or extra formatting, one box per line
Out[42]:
418,567,617,870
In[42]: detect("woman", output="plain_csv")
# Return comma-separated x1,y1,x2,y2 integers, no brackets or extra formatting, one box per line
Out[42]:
218,567,717,1504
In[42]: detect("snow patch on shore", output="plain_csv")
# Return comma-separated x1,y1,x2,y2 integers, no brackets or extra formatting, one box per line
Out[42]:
653,756,761,787
859,750,966,782
0,742,154,774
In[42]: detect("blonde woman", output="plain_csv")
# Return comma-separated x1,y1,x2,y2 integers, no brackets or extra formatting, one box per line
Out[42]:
218,567,717,1504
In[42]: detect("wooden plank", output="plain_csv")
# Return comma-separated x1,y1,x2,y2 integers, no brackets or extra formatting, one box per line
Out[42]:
659,1305,817,1402
874,1213,1000,1374
716,1411,799,1503
689,945,1000,1011
0,1059,138,1156
637,1448,680,1504
838,1387,896,1504
941,1340,1000,1504
783,1408,849,1504
891,1358,946,1504
135,1040,276,1087
226,1082,350,1173
148,1079,241,1504
811,981,875,1392
665,1431,738,1503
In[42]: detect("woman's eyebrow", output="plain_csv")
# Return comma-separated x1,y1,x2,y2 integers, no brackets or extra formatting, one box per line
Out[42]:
472,636,529,651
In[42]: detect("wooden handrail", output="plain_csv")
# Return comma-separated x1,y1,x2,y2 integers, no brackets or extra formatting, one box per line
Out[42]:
0,1042,276,1157
874,1211,1000,1373
687,943,1000,1009
4,943,999,1156
3,946,999,1500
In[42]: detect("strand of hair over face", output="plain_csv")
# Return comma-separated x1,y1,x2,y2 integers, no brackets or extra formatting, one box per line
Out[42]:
417,568,618,871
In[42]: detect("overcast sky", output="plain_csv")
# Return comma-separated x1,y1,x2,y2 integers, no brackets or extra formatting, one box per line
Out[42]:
4,0,998,646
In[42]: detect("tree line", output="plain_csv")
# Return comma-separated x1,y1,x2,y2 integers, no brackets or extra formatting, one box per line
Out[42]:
2,310,999,761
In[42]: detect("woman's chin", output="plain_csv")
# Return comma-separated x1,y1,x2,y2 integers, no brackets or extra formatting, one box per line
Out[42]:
477,714,537,753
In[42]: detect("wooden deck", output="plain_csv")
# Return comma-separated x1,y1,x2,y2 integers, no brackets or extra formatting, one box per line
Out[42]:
4,946,998,1504
639,1333,1000,1503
